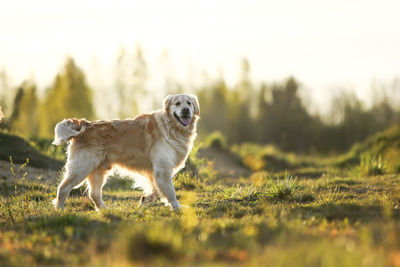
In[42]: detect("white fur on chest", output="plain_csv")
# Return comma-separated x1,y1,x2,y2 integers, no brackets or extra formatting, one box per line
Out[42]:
152,113,194,172
151,138,190,173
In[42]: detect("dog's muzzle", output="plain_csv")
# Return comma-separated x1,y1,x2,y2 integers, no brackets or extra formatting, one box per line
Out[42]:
174,108,192,126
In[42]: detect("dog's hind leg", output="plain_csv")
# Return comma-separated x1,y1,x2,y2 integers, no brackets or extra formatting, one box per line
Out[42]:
87,166,108,211
53,149,102,210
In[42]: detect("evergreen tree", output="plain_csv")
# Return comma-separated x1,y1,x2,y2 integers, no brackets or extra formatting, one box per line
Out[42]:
264,77,320,151
231,58,253,143
39,57,94,137
0,103,3,123
0,66,12,117
197,79,230,135
255,83,270,142
9,81,39,137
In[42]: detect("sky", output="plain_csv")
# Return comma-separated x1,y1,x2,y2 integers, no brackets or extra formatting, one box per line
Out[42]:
0,0,400,113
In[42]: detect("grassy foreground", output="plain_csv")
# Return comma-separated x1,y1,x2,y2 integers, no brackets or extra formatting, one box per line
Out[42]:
1,162,400,266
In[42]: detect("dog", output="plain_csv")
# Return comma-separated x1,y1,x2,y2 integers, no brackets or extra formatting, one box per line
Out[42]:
52,94,199,211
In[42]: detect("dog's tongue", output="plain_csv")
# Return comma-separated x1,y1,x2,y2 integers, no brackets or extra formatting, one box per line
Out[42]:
180,117,191,126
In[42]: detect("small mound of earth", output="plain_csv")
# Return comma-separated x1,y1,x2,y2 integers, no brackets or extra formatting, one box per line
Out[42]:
197,147,251,178
0,160,61,185
0,132,63,170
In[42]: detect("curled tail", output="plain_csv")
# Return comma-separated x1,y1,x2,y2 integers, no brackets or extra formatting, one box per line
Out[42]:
52,119,87,145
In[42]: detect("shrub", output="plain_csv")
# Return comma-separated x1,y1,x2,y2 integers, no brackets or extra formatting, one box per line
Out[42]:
205,131,227,149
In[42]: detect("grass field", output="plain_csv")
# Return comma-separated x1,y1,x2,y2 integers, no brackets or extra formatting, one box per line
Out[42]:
1,164,400,266
1,130,400,266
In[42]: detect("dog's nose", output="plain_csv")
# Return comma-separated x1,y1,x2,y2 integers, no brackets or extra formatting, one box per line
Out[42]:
182,108,190,115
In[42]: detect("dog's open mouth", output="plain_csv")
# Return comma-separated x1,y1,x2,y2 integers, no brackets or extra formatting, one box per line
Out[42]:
174,112,191,126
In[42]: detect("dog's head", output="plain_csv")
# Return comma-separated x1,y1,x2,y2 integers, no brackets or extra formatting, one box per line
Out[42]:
163,94,200,128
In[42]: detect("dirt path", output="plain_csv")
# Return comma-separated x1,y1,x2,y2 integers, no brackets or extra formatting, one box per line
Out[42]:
198,147,251,178
0,146,251,185
0,160,61,185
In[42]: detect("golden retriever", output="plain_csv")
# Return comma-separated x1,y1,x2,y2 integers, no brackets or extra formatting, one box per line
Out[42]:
52,94,199,211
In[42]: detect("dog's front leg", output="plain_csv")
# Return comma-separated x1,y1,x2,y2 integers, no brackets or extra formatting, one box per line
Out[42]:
153,166,181,210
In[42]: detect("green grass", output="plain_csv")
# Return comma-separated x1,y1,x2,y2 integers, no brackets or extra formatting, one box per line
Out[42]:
1,164,400,266
336,124,400,173
2,129,400,266
231,143,319,172
358,153,387,176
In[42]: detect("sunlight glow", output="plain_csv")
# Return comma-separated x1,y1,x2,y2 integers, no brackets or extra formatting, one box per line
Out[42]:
1,0,400,112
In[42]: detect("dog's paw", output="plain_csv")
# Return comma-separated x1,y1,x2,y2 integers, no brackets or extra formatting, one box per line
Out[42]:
52,198,64,211
95,203,108,212
170,200,182,211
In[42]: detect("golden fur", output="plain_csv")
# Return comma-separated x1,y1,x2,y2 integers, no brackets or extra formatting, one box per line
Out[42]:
52,94,199,210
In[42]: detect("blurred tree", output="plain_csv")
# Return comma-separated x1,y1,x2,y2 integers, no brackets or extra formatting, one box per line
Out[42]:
0,66,12,117
262,77,321,151
197,79,230,136
115,46,130,118
0,102,4,123
39,57,94,137
237,58,252,100
114,45,148,118
332,92,373,150
325,91,398,152
160,49,182,95
131,45,148,114
196,71,400,153
370,100,396,129
255,83,270,142
2,47,398,153
230,58,254,143
9,81,38,137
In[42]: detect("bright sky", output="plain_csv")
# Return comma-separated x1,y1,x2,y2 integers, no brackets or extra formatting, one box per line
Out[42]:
1,0,400,112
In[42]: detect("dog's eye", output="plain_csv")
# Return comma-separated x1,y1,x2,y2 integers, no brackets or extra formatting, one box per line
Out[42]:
187,101,191,105
175,102,181,106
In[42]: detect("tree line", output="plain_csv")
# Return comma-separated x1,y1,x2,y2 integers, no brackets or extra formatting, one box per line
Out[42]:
1,54,399,154
198,75,400,153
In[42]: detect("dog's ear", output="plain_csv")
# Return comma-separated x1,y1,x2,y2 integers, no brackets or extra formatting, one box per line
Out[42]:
191,95,200,115
163,95,172,113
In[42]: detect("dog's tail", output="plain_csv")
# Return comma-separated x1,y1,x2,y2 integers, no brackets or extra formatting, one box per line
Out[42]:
52,119,87,145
